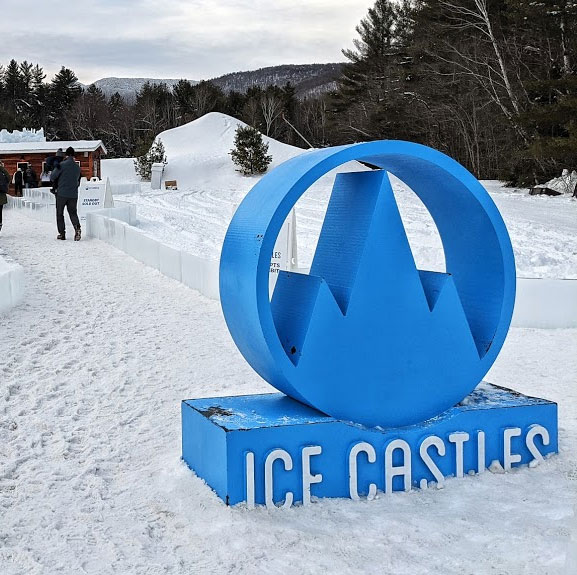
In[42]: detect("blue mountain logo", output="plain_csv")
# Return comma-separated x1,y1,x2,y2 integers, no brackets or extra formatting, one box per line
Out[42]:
270,170,489,427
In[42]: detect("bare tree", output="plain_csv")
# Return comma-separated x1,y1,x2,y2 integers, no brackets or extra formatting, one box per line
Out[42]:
433,0,528,142
260,91,283,136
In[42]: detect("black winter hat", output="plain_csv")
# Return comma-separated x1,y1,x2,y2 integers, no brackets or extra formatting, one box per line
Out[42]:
65,146,75,157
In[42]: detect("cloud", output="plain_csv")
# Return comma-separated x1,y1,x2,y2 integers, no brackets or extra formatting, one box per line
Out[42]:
0,0,370,83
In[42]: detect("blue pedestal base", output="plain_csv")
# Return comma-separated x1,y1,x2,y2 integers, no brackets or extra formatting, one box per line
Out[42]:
181,382,558,507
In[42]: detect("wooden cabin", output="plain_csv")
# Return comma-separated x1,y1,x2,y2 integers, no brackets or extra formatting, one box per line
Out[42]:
0,140,107,193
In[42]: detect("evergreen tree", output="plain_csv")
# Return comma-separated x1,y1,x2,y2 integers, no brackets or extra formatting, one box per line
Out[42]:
230,125,272,175
173,79,197,123
108,92,134,157
134,139,167,181
3,59,23,128
0,64,8,129
18,61,34,126
47,67,82,139
224,90,246,119
242,85,264,129
330,0,414,143
30,64,47,129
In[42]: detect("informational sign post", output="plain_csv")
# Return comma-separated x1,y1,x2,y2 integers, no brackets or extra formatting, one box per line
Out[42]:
230,203,298,296
269,208,297,296
77,177,114,223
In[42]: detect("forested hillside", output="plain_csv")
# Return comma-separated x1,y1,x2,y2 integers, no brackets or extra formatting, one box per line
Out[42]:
90,64,341,102
1,0,575,183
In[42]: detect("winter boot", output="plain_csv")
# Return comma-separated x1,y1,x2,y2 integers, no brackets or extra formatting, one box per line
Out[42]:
57,233,66,240
74,226,81,241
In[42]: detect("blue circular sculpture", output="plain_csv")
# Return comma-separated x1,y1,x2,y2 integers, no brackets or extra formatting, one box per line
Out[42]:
220,141,516,428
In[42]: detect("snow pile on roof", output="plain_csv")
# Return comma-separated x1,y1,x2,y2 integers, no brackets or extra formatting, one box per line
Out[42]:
156,112,305,188
0,140,106,154
0,127,45,143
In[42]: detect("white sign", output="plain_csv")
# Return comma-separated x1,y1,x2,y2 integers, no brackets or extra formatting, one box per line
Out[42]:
269,208,298,296
229,203,298,297
77,177,114,223
151,163,165,190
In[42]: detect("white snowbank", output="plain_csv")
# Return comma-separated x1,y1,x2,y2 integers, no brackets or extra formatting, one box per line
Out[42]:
512,278,577,328
101,157,139,183
85,207,219,300
540,169,577,195
0,254,24,314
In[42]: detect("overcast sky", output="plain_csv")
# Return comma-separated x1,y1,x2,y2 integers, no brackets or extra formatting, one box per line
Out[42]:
1,0,372,84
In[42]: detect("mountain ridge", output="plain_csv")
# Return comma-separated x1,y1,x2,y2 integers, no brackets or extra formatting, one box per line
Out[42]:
89,63,343,101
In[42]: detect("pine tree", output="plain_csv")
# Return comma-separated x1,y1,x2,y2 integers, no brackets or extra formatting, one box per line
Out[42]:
47,67,82,138
134,139,167,181
30,64,47,129
230,125,272,176
173,79,197,123
108,92,133,157
19,61,34,126
330,0,414,143
3,60,23,127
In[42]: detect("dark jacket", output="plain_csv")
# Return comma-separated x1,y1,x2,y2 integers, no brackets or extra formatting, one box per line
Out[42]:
0,166,9,205
51,157,81,198
13,170,23,186
25,167,37,187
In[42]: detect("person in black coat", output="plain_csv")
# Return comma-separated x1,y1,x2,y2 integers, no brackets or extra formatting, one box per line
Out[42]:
12,168,24,197
45,149,64,192
0,161,9,232
50,147,82,241
25,166,38,189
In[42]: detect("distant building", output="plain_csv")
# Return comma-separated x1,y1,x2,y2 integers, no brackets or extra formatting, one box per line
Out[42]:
0,140,107,192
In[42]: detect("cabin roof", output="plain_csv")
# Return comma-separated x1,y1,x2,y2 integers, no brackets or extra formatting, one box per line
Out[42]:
0,140,107,155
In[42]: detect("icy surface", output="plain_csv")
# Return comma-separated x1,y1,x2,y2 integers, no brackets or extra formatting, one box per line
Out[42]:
0,212,576,574
0,128,45,143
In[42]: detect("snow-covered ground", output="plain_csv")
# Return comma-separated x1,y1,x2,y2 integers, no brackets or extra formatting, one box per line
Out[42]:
0,212,576,575
1,114,576,573
103,114,577,279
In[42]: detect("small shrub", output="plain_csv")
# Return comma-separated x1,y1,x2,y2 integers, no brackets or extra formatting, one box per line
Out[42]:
230,125,272,176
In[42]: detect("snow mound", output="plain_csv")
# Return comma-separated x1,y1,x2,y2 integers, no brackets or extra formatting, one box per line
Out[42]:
101,112,308,190
155,112,305,188
541,169,577,195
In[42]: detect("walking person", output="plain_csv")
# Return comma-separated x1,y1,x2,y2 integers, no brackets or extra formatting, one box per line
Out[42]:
50,147,82,241
12,167,24,197
0,161,10,233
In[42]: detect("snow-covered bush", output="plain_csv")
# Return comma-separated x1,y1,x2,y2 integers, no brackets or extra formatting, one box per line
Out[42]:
134,139,167,181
